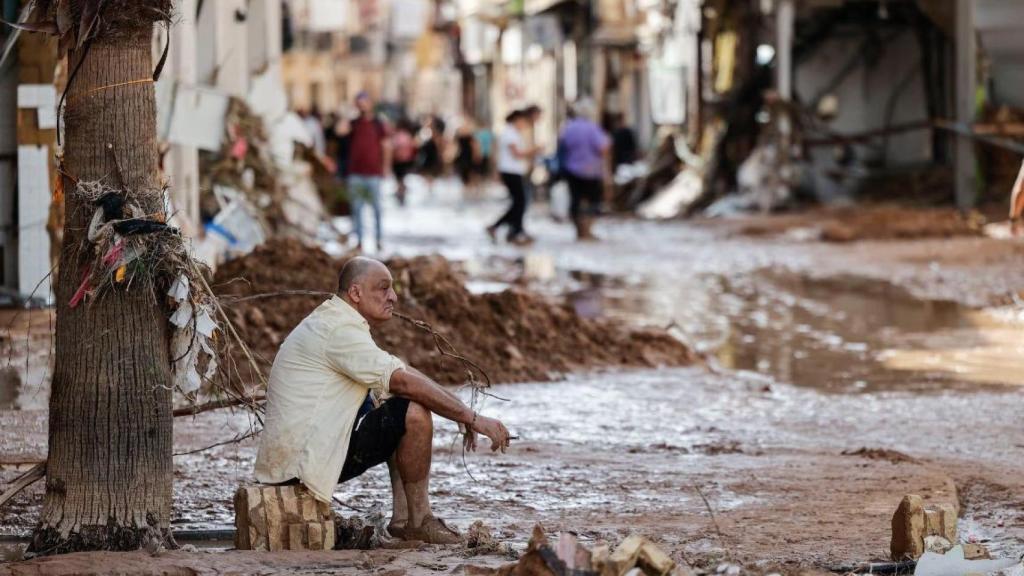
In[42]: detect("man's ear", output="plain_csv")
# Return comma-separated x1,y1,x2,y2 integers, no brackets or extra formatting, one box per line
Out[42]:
347,285,360,303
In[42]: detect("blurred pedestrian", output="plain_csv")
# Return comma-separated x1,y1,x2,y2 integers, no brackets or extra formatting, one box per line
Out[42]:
559,98,610,241
347,92,391,252
454,114,481,198
474,123,494,182
416,115,446,194
522,104,543,204
392,118,417,206
487,110,539,245
609,112,638,171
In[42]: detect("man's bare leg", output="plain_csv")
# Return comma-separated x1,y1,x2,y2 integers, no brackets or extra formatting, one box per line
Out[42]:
387,459,409,536
396,401,434,528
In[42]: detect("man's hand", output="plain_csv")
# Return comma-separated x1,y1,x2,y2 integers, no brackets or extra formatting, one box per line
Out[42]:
471,414,510,453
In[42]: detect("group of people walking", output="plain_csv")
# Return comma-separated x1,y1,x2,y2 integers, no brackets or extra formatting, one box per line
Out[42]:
488,99,613,245
303,92,621,251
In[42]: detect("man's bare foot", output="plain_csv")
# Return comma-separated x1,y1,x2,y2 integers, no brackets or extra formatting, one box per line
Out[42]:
403,516,463,545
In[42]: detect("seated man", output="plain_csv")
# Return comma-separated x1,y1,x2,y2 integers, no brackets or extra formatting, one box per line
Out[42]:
255,257,511,544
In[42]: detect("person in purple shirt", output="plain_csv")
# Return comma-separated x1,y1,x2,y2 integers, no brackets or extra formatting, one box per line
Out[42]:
558,99,610,240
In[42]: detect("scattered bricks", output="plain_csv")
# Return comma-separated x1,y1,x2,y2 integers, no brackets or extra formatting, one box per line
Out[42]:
924,504,957,544
891,495,959,560
234,484,335,551
892,495,926,560
963,543,992,560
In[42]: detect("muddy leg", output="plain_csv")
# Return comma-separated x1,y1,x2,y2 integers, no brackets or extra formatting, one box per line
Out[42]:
396,401,434,528
387,458,409,535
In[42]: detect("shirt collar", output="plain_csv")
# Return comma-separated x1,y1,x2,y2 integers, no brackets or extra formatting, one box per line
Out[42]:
327,295,370,329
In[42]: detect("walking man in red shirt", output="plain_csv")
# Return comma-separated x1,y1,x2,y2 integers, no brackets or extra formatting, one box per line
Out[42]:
347,92,391,252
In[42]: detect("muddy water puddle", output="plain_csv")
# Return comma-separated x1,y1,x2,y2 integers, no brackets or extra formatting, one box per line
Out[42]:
558,266,1024,393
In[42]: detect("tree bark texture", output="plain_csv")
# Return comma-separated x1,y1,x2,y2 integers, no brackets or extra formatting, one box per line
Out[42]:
28,27,174,554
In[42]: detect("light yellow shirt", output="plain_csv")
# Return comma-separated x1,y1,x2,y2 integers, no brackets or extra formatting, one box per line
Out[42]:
254,296,405,502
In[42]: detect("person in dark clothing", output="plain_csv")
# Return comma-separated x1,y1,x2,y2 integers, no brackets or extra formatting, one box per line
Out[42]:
416,115,446,194
609,112,638,170
454,115,481,197
392,118,417,206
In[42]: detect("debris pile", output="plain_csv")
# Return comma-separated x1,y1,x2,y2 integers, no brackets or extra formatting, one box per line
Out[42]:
214,239,698,385
469,525,682,576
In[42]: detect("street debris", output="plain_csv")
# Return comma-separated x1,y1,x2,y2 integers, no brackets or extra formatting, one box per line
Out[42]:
891,494,958,561
913,545,1019,576
468,525,682,576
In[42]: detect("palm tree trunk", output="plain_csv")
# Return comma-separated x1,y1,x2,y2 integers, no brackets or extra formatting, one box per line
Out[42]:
28,22,174,554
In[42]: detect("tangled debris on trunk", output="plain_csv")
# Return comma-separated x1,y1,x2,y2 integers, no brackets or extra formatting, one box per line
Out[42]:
213,238,698,385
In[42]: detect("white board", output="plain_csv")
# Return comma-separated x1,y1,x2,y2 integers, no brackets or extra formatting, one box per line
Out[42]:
16,145,51,301
166,84,230,152
649,63,686,125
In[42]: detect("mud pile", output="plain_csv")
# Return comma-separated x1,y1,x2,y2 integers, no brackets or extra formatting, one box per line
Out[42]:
214,239,696,384
818,205,983,243
738,205,983,243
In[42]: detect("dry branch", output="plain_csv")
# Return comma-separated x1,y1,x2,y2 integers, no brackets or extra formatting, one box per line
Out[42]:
172,395,266,418
0,461,46,510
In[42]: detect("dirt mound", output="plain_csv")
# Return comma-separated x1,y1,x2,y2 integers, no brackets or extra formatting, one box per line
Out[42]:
737,205,983,243
214,238,697,385
819,206,983,243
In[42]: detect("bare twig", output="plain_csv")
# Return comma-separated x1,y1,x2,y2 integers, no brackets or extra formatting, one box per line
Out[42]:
218,290,333,305
332,495,367,513
0,461,46,510
694,483,729,552
173,429,260,456
172,394,266,418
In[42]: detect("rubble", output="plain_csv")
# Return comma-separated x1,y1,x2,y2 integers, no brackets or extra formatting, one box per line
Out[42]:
213,239,698,386
891,494,958,561
472,525,682,576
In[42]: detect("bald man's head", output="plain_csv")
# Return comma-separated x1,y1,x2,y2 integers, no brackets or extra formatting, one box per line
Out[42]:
338,256,382,293
337,257,397,325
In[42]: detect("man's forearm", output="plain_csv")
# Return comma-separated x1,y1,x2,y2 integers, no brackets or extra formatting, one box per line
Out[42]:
406,367,464,407
389,369,474,425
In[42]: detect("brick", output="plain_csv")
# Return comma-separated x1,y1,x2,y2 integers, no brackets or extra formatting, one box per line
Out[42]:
234,484,335,551
288,523,305,550
308,521,323,550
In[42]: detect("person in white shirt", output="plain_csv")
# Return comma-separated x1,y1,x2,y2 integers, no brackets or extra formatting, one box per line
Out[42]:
487,110,540,245
255,257,511,544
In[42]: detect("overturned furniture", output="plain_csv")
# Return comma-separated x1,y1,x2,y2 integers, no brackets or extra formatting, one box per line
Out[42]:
234,484,336,551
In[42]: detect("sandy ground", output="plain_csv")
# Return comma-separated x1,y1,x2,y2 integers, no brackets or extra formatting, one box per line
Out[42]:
4,179,1024,575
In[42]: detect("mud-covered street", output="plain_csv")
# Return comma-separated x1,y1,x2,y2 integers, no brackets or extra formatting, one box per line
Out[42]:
3,183,1024,574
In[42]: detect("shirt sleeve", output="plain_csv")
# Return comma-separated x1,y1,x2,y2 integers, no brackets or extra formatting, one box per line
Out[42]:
324,324,405,392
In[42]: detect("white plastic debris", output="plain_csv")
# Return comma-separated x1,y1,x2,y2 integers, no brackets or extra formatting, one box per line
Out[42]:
914,545,1019,576
168,274,190,303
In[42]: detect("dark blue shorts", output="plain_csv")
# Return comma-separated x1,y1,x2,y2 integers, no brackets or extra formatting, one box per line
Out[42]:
338,396,409,483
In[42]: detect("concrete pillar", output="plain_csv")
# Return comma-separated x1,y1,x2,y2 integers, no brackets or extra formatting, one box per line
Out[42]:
776,0,793,102
955,0,976,210
776,0,794,142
